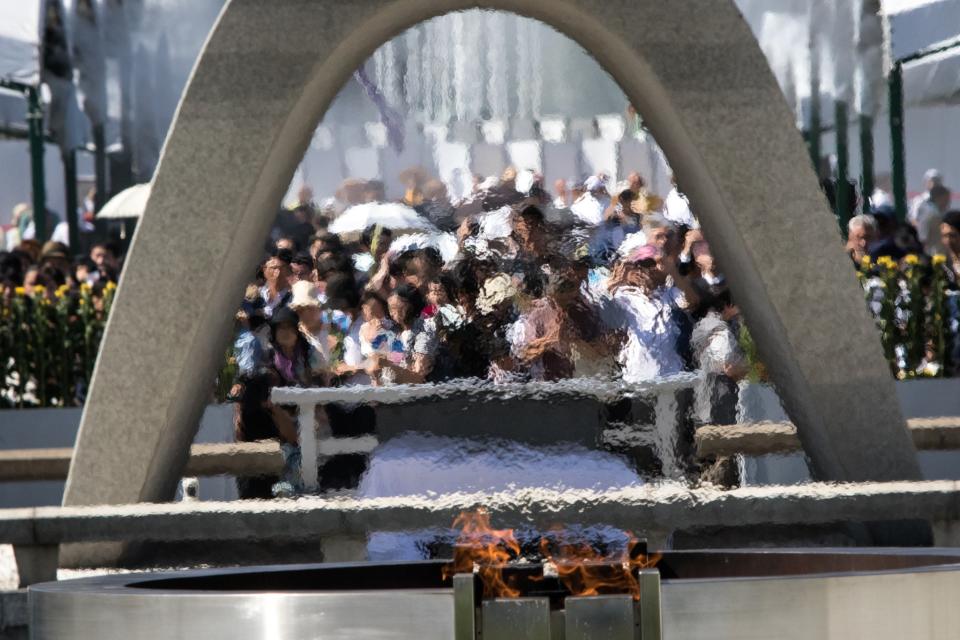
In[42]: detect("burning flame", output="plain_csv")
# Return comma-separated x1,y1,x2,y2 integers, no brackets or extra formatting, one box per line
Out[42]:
540,533,661,601
443,508,522,598
445,510,661,601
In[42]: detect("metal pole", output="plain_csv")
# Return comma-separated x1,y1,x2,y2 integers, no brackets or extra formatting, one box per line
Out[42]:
859,114,875,209
26,86,47,242
93,124,107,211
807,30,821,174
62,149,79,252
834,100,850,229
889,62,908,223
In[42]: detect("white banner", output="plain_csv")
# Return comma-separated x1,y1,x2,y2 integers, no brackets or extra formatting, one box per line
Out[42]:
0,1,43,86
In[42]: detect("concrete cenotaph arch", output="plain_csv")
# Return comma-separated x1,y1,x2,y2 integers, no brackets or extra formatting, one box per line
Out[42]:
64,0,921,513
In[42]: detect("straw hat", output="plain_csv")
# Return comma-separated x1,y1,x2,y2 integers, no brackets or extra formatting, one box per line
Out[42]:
476,273,517,315
289,280,320,309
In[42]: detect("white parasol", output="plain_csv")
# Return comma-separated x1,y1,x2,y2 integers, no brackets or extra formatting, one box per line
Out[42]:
96,182,152,219
389,231,459,263
328,202,436,234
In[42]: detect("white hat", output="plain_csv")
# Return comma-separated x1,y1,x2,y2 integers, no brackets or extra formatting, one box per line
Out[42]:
289,280,320,309
924,168,943,184
584,175,607,192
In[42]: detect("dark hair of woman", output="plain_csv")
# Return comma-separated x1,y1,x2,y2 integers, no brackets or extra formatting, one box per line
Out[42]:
360,289,388,312
391,283,425,324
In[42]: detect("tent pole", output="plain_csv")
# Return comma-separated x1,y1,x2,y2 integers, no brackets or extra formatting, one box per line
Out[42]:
26,85,47,242
62,149,79,252
806,40,821,173
94,124,107,211
859,114,874,209
888,62,907,223
834,100,850,230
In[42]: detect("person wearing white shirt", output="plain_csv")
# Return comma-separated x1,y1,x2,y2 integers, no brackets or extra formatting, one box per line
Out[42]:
664,186,697,228
570,175,610,226
908,168,943,227
606,243,698,383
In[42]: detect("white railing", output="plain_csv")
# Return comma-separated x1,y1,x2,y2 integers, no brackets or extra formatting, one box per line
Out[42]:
271,373,700,491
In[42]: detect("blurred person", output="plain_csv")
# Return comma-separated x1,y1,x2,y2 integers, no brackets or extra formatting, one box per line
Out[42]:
357,291,396,385
511,205,550,265
22,266,42,296
310,232,345,263
689,240,732,320
691,305,747,426
368,284,436,384
268,307,324,387
908,168,943,224
867,205,908,262
73,257,97,287
233,371,298,498
402,247,443,292
846,215,877,264
290,252,314,284
570,175,609,226
607,244,698,382
909,184,950,256
0,252,24,290
663,174,696,228
289,280,332,368
89,242,119,281
552,178,569,209
232,295,270,378
642,214,681,262
275,236,298,253
39,242,71,281
353,226,393,274
260,253,293,317
17,239,41,265
870,173,894,209
941,210,960,280
591,188,640,265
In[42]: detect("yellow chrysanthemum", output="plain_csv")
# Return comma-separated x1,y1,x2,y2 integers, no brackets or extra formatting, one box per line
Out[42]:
104,281,117,291
932,254,947,266
904,254,919,266
80,283,92,293
859,255,872,269
55,285,69,298
33,285,46,295
14,287,25,296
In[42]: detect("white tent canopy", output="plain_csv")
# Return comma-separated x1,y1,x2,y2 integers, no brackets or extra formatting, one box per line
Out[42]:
902,37,960,106
884,0,960,62
0,1,43,86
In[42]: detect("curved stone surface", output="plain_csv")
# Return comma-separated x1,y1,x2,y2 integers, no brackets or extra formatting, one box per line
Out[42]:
64,0,920,516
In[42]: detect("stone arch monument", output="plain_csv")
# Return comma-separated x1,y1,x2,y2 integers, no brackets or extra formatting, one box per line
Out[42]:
64,0,921,511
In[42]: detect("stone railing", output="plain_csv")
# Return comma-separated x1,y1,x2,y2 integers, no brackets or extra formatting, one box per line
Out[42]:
270,374,701,490
9,480,960,586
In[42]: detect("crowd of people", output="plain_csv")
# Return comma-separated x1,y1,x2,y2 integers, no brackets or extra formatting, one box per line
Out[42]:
3,160,960,493
232,170,748,394
0,236,121,304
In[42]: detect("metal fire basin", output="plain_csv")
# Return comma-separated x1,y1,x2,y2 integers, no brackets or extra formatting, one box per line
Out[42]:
453,569,662,640
30,549,960,639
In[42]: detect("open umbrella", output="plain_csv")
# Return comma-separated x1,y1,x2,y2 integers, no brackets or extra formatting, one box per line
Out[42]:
389,231,459,263
96,182,151,219
328,202,436,235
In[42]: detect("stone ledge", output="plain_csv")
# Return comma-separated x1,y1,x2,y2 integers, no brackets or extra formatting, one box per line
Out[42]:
696,417,960,458
0,442,282,482
1,481,959,549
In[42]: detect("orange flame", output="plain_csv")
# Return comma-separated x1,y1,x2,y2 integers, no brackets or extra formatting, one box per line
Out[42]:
540,534,661,601
445,510,661,601
443,508,521,598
